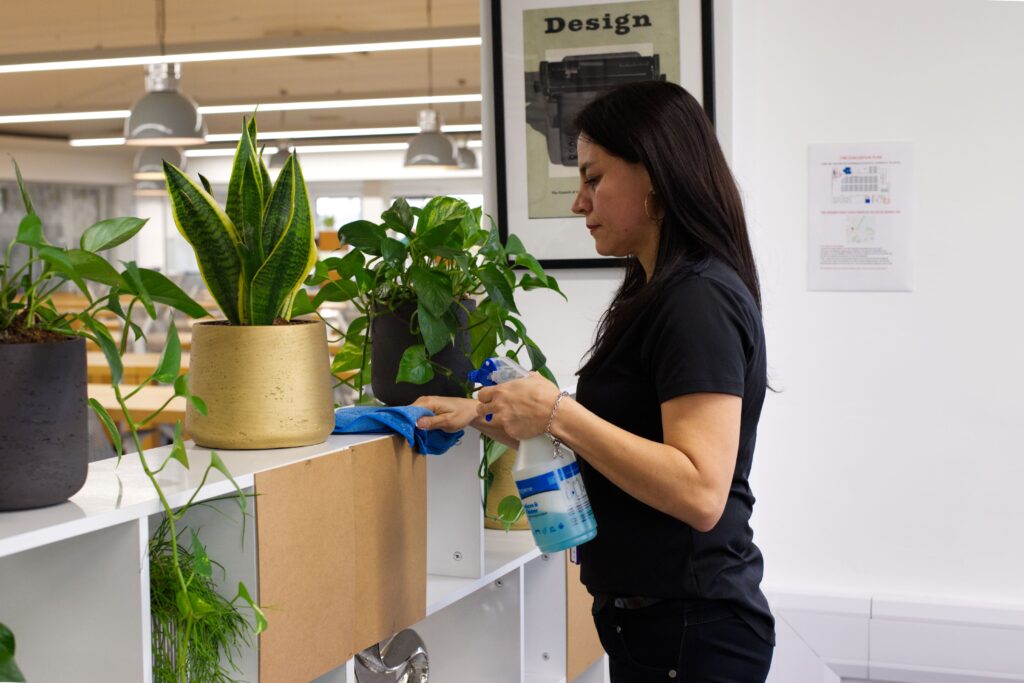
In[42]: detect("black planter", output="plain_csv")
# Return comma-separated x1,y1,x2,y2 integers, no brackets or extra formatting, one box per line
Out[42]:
0,336,89,511
371,300,475,406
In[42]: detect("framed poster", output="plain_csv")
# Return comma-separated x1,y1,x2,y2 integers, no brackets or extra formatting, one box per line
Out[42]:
491,0,715,268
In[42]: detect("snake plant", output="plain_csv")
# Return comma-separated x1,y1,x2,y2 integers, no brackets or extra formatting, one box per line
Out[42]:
163,118,317,325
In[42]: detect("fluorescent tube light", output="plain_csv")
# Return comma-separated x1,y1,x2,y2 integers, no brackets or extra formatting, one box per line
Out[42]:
0,110,130,125
291,142,410,154
70,124,483,147
0,37,481,75
0,94,482,126
184,146,279,158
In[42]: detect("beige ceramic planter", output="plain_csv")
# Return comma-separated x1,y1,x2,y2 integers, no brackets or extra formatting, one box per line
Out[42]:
187,319,334,449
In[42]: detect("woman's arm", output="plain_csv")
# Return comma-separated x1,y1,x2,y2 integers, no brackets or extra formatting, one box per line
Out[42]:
476,374,740,531
412,395,520,449
553,393,740,531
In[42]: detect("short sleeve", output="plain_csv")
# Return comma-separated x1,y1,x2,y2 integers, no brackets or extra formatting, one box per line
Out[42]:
642,276,750,403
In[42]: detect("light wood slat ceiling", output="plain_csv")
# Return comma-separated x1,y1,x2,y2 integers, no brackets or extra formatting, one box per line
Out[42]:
0,0,481,141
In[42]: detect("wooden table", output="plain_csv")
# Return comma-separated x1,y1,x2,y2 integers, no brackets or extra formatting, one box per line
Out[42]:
87,352,190,385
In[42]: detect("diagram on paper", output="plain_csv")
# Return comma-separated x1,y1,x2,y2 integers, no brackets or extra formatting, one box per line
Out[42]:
831,164,892,206
846,216,876,243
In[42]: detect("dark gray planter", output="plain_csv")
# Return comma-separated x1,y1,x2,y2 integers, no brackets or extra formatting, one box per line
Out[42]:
0,336,89,511
371,300,475,406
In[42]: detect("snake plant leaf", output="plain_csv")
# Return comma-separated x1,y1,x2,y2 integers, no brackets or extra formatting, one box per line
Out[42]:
164,160,243,324
249,156,316,324
137,268,208,318
257,154,295,263
11,158,33,216
226,118,266,255
198,173,214,195
80,217,147,252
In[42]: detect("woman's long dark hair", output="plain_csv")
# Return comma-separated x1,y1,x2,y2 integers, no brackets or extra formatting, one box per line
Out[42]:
575,80,761,376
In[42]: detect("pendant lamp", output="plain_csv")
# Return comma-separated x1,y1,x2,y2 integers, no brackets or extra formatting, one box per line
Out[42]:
404,0,455,167
132,146,184,180
405,109,456,167
125,63,206,146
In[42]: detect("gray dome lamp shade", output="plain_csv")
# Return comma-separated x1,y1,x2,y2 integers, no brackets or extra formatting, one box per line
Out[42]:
404,109,456,167
456,145,477,170
125,63,206,146
132,146,184,180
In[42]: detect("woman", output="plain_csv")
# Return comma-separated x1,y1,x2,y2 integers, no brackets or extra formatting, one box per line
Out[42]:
415,80,774,681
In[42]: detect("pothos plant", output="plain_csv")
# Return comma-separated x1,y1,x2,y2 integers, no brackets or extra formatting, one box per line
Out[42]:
88,320,266,682
297,196,564,398
298,196,564,529
1,159,207,349
3,164,264,681
0,622,25,682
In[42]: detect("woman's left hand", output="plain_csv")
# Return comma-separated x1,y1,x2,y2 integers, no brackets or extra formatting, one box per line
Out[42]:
476,372,562,441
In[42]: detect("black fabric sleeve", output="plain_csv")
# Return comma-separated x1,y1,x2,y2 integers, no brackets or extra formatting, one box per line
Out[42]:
642,276,750,403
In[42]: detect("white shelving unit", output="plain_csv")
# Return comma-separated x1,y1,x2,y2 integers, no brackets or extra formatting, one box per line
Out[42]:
0,431,608,683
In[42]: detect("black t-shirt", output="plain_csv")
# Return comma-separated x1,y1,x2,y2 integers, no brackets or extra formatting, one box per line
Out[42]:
574,256,775,645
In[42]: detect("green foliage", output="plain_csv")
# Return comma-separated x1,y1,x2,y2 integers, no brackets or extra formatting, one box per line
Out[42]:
0,159,207,344
306,196,565,400
150,514,254,683
163,117,318,325
0,622,26,682
479,436,525,532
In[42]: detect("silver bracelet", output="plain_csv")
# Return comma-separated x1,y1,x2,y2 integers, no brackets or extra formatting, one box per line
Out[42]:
545,390,571,455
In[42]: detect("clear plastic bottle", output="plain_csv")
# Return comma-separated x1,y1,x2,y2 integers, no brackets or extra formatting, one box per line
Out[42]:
468,358,597,553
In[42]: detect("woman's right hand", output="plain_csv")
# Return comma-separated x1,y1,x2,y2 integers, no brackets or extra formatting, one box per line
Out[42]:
412,396,480,432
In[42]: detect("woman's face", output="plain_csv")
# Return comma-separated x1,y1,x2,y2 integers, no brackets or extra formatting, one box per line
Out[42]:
571,136,660,275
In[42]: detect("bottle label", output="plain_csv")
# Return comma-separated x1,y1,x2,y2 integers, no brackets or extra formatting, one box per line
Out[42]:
515,460,596,549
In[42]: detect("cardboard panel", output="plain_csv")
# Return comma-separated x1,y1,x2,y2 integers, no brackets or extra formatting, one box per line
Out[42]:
256,449,355,683
566,554,604,681
350,435,428,651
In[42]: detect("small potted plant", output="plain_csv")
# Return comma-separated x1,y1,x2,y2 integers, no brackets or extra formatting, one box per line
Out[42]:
163,118,334,449
300,196,564,405
0,622,25,682
0,161,206,511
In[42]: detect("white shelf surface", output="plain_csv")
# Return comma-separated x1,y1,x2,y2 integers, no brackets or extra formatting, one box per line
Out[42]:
426,529,541,615
0,433,388,559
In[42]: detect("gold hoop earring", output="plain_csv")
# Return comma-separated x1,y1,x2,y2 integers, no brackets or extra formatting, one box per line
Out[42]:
644,191,663,226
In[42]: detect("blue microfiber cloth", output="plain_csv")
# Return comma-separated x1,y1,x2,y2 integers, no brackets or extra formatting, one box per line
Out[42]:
333,405,463,455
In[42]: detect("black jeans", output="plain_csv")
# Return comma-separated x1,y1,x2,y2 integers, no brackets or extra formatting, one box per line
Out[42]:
592,596,773,682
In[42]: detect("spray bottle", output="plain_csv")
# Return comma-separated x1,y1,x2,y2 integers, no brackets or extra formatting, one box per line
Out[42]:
468,357,597,553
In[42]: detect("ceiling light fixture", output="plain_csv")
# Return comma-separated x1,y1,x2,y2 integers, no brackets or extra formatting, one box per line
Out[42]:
0,34,481,75
183,146,279,158
292,142,410,154
70,124,482,147
0,95,483,127
124,2,205,146
405,0,455,167
133,146,184,179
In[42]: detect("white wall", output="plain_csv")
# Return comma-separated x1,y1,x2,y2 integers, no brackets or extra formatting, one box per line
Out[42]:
493,0,1024,609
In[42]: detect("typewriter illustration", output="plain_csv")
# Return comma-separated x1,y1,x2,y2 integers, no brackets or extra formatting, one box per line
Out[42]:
525,52,665,167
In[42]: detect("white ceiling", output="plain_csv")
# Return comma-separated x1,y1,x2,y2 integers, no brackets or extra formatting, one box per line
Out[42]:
0,0,482,143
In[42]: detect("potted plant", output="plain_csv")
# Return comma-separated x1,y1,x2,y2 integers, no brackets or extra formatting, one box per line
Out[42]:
0,161,207,511
0,622,25,682
86,319,264,682
163,118,334,449
299,196,564,405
